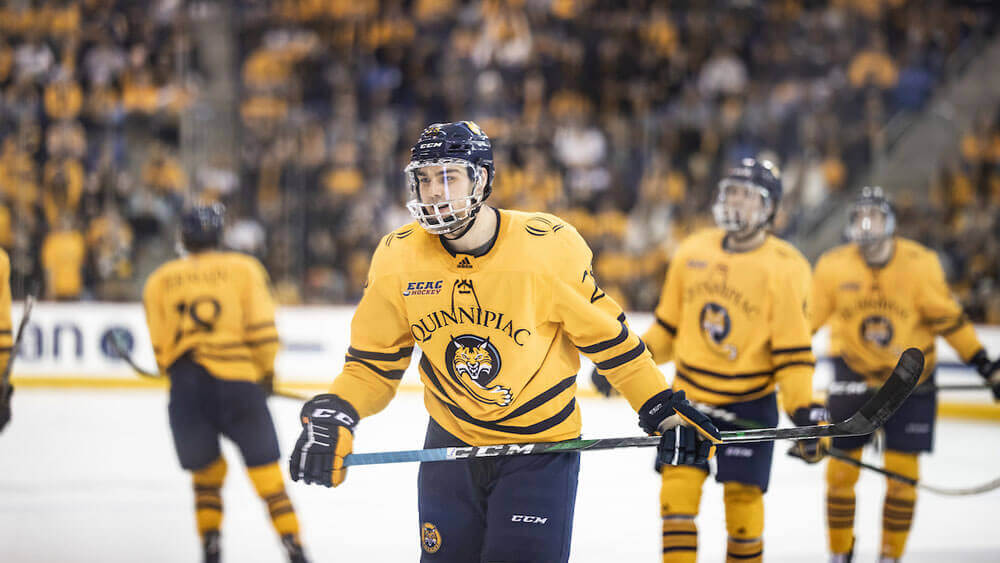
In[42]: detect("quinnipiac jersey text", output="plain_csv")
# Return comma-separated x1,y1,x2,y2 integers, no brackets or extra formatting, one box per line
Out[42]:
641,229,816,413
142,251,279,382
328,210,669,445
811,238,984,382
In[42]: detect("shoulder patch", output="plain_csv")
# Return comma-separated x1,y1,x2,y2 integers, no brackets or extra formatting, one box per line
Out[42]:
524,215,565,237
385,226,416,247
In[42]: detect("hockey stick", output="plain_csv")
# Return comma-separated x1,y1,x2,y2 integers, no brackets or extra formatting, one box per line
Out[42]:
825,446,1000,496
692,390,1000,496
342,348,924,467
831,382,991,395
108,329,309,401
0,294,37,399
925,383,992,392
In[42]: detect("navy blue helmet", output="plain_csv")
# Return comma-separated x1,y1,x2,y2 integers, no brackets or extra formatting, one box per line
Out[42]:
180,203,225,250
713,158,783,233
405,121,495,235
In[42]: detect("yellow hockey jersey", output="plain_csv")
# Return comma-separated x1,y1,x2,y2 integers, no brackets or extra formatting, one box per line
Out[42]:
328,209,669,445
811,238,984,382
0,249,11,371
641,229,816,413
142,251,279,382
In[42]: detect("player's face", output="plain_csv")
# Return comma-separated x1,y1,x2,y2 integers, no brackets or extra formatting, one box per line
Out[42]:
847,205,890,244
413,163,475,204
405,160,486,235
713,180,771,234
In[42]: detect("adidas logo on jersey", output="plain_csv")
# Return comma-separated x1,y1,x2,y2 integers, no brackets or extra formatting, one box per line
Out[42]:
457,257,473,269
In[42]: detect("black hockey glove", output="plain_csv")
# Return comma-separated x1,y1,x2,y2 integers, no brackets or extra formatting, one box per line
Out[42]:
0,384,11,432
259,371,275,396
639,389,721,468
289,394,358,487
589,367,617,398
787,403,830,464
970,351,1000,401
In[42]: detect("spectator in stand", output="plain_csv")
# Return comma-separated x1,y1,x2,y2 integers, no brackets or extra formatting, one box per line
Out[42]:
41,213,85,300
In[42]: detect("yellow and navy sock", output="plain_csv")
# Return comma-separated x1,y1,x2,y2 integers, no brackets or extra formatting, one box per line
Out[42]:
724,482,763,563
247,462,301,541
662,516,698,562
660,465,707,563
192,457,228,538
880,451,918,559
826,449,862,554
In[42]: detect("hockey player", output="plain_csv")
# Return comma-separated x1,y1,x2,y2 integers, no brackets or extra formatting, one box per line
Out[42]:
597,158,827,563
0,249,12,432
142,204,307,563
287,121,721,563
812,186,1000,563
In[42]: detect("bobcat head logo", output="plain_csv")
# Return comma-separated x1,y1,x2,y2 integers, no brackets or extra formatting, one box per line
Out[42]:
445,335,512,406
454,340,494,383
421,522,442,554
860,315,893,348
699,302,738,360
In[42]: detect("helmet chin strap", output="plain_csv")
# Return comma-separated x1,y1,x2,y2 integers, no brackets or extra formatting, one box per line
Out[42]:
441,204,481,240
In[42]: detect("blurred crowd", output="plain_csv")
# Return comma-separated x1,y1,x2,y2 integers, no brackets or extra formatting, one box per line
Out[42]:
0,0,997,322
898,110,1000,324
0,0,195,301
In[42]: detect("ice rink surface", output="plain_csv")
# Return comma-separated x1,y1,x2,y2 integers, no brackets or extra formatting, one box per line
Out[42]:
1,388,998,562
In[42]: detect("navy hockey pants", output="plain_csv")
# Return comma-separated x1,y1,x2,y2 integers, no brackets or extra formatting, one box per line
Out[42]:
167,354,280,470
417,418,579,563
668,392,779,492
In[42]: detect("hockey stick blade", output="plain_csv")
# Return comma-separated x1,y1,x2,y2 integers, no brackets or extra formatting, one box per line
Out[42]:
342,349,924,467
720,348,923,444
109,329,160,379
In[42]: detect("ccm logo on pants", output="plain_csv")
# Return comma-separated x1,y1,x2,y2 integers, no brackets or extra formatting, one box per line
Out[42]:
511,515,548,524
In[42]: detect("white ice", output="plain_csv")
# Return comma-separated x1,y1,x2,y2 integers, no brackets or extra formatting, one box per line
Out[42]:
1,388,998,562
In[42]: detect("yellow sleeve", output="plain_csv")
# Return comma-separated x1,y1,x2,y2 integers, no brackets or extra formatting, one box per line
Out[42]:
141,273,169,373
772,257,818,416
809,253,836,333
328,245,415,418
0,251,11,370
641,251,684,365
918,251,983,362
243,259,280,377
548,228,666,411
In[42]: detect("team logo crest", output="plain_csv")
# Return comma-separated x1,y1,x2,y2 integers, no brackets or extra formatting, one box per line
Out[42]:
700,303,738,360
445,334,512,406
421,522,442,553
860,315,893,348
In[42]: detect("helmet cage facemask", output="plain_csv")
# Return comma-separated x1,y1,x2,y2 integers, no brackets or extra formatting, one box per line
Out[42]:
712,179,774,236
846,202,895,246
405,158,486,236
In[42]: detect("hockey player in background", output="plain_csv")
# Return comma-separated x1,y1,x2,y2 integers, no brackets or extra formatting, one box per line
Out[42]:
0,248,12,432
811,186,1000,563
143,204,308,563
596,158,828,563
287,121,721,563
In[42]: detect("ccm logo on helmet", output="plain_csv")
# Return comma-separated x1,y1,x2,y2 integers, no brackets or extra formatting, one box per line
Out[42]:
511,515,548,524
